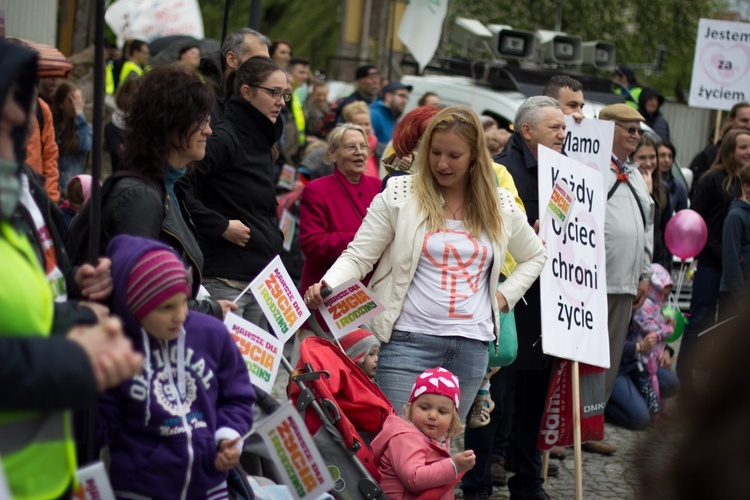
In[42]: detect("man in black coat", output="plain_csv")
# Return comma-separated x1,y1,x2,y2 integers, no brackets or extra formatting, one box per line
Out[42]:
492,96,566,500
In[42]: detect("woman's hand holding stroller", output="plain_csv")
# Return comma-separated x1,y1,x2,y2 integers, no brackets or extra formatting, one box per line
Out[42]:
304,280,330,309
215,438,241,471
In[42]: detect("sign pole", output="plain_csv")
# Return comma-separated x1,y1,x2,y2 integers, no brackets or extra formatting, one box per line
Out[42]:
713,109,723,144
572,360,583,500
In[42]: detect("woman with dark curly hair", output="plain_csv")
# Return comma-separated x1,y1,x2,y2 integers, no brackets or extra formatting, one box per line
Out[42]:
179,56,285,326
99,63,235,320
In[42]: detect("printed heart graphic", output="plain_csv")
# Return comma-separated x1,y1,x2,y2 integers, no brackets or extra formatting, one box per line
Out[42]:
700,42,750,86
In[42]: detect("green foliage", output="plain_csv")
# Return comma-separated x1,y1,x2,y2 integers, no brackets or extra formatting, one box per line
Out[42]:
199,0,340,72
196,0,730,99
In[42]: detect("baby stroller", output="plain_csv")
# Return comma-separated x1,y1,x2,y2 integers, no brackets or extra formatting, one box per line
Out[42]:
287,336,395,499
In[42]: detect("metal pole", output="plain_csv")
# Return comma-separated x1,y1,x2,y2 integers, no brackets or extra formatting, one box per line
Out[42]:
89,0,104,267
249,0,262,31
84,0,105,464
221,0,232,46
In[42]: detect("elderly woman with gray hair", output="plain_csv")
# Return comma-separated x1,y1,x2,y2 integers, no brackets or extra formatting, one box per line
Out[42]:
299,124,382,308
289,124,382,360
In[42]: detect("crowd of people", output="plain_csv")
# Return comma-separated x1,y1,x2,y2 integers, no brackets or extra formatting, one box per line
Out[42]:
2,25,750,500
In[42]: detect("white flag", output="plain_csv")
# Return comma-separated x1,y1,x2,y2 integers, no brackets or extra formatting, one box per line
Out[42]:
398,0,449,72
105,0,205,46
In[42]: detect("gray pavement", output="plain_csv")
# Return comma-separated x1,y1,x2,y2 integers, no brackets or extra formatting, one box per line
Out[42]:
453,422,646,499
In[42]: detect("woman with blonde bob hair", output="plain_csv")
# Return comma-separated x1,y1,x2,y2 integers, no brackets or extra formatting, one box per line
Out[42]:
305,106,546,420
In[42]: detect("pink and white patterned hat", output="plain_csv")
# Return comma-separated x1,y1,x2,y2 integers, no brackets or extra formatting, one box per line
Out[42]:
408,367,461,410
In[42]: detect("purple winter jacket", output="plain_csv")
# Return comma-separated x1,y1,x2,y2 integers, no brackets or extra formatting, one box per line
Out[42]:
97,234,256,499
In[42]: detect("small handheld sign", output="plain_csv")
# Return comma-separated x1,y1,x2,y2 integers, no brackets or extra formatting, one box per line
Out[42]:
317,279,386,339
255,403,335,499
249,256,310,343
225,312,283,394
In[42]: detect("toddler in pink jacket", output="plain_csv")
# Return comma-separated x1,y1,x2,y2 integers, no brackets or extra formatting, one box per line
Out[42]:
371,367,476,499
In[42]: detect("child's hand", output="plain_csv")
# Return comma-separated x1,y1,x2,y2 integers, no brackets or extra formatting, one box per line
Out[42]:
214,438,241,471
641,332,658,352
452,450,476,473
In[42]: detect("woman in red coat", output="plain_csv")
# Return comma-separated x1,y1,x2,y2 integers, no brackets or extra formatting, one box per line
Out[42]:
294,124,381,352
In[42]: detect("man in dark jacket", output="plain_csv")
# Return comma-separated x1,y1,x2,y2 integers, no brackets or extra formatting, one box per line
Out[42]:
318,64,381,137
491,96,566,500
638,86,670,141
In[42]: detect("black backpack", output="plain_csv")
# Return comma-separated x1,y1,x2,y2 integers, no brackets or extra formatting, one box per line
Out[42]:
64,170,163,266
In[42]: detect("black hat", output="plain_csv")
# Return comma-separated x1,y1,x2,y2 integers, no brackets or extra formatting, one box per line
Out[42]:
355,64,379,79
382,82,413,95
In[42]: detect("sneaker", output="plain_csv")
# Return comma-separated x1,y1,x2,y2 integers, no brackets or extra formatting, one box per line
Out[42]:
491,460,507,486
582,440,618,455
505,460,559,478
468,391,495,428
549,446,567,459
510,488,551,500
541,460,559,478
464,490,491,500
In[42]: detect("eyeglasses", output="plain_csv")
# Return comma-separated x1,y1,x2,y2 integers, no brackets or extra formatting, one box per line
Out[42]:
251,85,292,102
198,115,211,131
340,143,369,153
615,122,642,136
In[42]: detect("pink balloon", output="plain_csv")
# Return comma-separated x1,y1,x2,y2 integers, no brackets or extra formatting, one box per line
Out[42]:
664,209,708,261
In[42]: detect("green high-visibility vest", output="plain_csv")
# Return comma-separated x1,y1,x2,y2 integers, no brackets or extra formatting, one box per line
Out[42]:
291,93,306,147
0,222,77,499
119,60,144,85
106,61,115,95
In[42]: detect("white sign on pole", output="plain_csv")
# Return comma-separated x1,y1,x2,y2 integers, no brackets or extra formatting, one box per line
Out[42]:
250,255,311,344
688,18,750,111
224,312,283,394
317,279,387,339
563,116,613,186
538,146,610,368
255,403,335,499
105,0,205,46
398,0,449,72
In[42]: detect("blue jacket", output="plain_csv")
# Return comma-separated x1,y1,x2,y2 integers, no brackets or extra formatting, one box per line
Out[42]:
721,197,750,301
99,235,255,499
369,100,396,144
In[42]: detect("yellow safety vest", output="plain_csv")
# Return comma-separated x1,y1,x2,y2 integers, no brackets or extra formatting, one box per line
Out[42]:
291,93,306,147
0,222,77,499
119,60,144,85
105,61,115,95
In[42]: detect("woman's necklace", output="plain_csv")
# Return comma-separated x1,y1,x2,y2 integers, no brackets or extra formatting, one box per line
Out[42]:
445,202,464,219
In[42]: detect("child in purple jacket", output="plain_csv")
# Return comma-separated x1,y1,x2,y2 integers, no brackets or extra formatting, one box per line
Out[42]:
97,234,255,499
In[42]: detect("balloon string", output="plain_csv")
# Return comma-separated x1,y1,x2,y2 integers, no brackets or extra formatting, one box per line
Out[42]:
672,261,687,308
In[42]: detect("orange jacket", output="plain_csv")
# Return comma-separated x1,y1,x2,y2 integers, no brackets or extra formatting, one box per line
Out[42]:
25,99,60,202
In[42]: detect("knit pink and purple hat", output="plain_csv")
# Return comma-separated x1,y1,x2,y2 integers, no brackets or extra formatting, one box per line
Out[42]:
125,249,191,320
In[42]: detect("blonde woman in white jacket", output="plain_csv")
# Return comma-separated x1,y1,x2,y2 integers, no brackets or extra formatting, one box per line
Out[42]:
305,106,546,420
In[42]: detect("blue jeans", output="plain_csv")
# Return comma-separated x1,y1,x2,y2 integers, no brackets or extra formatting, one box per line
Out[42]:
606,367,681,430
677,264,722,385
375,330,488,422
203,277,264,326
